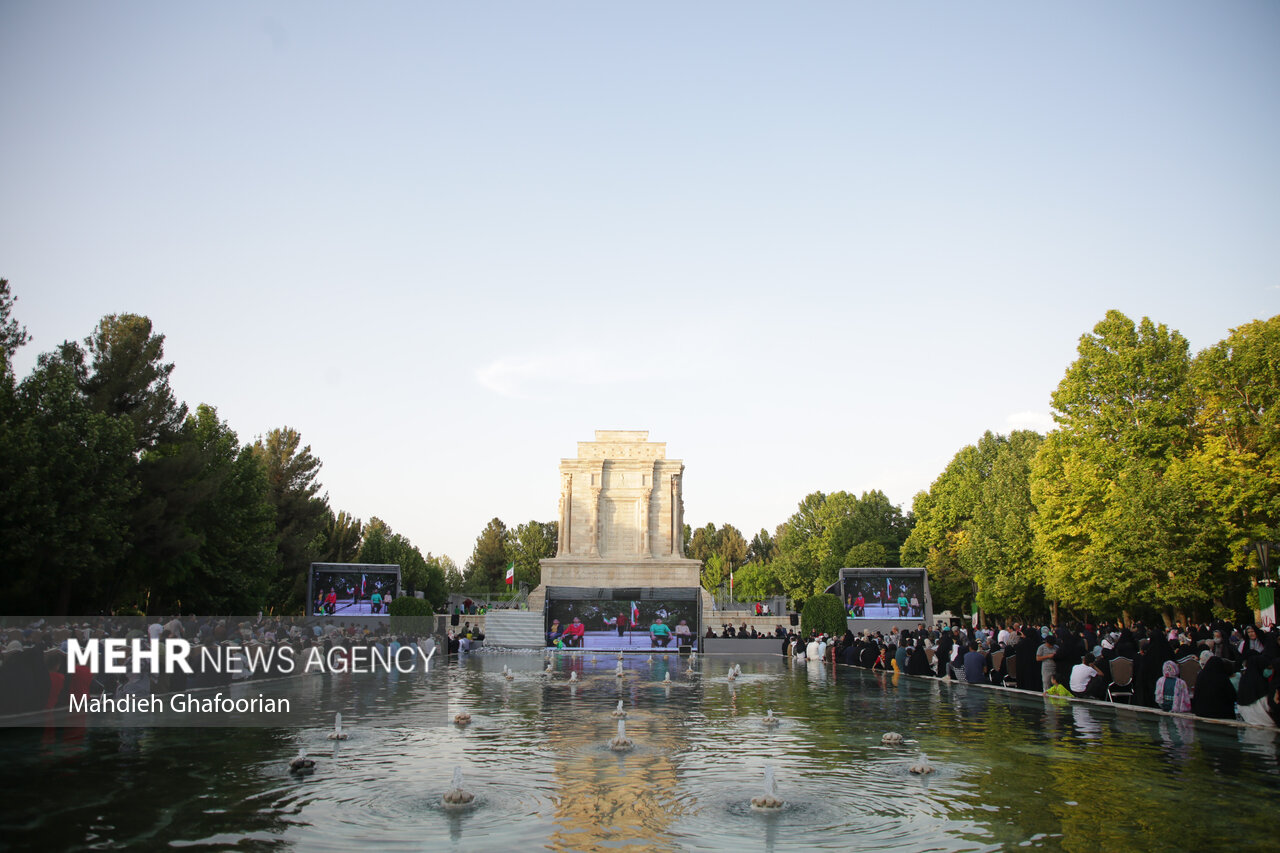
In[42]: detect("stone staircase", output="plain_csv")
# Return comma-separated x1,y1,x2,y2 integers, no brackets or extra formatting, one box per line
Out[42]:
483,610,544,649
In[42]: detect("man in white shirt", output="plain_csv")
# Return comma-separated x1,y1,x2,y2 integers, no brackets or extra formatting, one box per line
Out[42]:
1069,653,1100,695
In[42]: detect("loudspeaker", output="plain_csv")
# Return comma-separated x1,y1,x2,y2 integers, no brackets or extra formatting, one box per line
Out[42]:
789,613,799,626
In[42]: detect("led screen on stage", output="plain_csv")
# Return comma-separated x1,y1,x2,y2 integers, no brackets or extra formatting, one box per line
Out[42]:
544,587,699,650
309,563,401,617
841,572,926,619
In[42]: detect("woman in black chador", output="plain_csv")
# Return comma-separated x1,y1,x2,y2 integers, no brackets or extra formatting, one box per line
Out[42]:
1014,628,1043,692
935,632,953,679
906,639,932,676
1136,630,1174,707
1191,656,1237,720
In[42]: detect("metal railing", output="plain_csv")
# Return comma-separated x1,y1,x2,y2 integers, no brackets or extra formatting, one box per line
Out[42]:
446,585,530,613
709,592,788,616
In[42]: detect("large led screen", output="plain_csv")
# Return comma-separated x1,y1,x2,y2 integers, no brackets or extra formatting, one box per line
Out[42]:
544,587,699,651
309,563,401,617
840,572,927,619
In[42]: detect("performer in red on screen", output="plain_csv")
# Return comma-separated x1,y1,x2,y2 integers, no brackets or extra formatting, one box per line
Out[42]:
616,611,628,638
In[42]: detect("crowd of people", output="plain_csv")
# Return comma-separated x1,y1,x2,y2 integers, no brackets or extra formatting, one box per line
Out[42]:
0,615,433,717
704,623,790,639
814,619,1280,727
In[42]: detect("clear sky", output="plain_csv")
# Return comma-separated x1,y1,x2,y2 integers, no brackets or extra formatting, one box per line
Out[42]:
2,2,1277,566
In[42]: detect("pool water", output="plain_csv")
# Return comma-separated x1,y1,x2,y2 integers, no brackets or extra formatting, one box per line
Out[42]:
2,653,1277,851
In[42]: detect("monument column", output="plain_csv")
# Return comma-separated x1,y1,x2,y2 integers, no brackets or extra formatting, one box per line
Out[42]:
589,486,602,557
669,475,679,556
557,474,572,556
639,487,652,557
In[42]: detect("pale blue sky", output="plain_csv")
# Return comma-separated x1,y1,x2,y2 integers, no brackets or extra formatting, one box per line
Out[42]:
3,2,1277,566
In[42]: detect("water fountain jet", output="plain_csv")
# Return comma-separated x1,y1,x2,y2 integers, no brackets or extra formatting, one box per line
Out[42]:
609,718,634,751
750,765,784,810
327,712,348,740
611,700,627,719
442,766,475,807
909,753,936,775
289,749,315,775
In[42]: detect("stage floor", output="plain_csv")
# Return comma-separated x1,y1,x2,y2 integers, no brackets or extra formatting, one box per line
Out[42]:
553,629,693,651
313,600,390,617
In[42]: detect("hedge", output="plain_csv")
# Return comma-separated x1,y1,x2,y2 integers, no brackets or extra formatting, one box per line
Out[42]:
800,593,847,638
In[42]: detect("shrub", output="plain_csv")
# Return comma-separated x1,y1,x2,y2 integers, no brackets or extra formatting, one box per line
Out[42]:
801,593,847,638
389,595,435,636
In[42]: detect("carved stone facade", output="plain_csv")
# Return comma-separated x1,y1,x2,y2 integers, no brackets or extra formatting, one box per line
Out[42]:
532,430,705,612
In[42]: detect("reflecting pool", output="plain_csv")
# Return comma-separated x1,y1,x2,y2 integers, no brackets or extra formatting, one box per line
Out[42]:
2,653,1278,851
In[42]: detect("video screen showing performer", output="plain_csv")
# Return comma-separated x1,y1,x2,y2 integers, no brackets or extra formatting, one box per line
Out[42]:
544,597,698,651
311,569,399,616
841,574,925,619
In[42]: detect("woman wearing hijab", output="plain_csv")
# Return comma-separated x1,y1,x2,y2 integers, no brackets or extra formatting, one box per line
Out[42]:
1136,630,1175,707
934,631,953,678
906,640,932,676
1014,628,1043,692
1236,656,1274,727
1154,660,1192,713
1191,656,1237,720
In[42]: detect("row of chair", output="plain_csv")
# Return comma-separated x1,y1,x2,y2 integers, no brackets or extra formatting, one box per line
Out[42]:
917,647,1205,705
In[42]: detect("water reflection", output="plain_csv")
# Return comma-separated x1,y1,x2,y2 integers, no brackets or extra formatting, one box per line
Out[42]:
0,656,1277,851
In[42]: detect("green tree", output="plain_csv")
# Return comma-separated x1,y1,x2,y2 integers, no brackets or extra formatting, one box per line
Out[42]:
357,517,395,564
1032,310,1201,619
718,524,748,573
904,430,1045,619
505,520,557,588
688,523,718,563
800,593,847,638
0,279,30,377
965,430,1044,618
441,555,465,593
160,404,278,613
1189,315,1280,614
701,552,726,593
357,517,447,611
732,562,783,599
1,359,135,614
252,427,329,611
320,509,363,563
746,528,777,565
58,313,188,451
465,517,509,590
844,541,890,567
774,490,912,599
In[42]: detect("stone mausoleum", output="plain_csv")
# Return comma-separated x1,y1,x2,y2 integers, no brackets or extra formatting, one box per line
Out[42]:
528,430,708,614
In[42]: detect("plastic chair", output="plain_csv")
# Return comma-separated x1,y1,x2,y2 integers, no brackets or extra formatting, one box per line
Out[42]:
1107,656,1134,703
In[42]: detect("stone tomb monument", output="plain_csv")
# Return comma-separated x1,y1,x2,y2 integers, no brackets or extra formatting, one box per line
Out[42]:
529,431,707,613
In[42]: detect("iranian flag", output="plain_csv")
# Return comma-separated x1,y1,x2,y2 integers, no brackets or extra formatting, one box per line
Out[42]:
1260,585,1276,629
505,563,515,585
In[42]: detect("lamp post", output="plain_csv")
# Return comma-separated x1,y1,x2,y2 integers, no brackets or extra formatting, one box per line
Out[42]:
1248,541,1279,628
